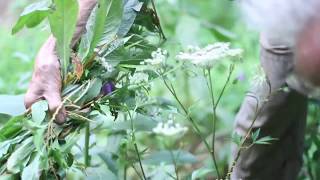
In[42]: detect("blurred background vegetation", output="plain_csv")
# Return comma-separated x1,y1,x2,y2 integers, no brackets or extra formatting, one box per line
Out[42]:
0,0,319,179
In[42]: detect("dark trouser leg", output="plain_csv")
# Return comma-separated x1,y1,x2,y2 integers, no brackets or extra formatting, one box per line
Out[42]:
231,35,308,180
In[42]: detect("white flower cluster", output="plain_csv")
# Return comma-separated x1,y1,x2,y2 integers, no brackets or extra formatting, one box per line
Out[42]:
98,57,114,72
153,119,188,136
176,43,243,68
142,48,168,66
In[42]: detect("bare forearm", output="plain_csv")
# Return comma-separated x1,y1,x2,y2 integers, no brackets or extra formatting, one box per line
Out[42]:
71,0,97,47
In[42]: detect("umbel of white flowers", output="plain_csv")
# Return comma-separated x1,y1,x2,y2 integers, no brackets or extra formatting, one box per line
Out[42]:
142,48,168,66
153,119,188,136
176,43,243,69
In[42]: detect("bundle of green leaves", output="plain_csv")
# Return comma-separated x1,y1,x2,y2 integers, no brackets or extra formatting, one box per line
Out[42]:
0,0,167,179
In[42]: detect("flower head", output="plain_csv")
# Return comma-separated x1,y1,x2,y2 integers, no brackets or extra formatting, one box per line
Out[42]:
176,43,243,68
153,118,188,136
142,48,168,66
101,81,116,95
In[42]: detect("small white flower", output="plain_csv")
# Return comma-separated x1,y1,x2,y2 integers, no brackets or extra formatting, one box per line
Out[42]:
153,115,188,136
176,43,243,68
98,57,114,72
142,48,168,66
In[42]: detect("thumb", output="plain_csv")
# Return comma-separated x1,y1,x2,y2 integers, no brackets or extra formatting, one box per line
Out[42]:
45,93,66,125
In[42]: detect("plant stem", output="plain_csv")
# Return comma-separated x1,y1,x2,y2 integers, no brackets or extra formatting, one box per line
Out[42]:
161,77,218,176
127,110,147,180
84,122,90,167
205,69,220,178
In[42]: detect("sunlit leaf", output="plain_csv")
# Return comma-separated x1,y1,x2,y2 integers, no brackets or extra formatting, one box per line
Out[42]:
21,153,41,180
48,0,79,79
31,100,48,124
7,137,34,173
12,0,51,34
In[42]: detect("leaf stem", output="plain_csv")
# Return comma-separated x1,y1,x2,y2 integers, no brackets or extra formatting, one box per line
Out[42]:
84,122,90,167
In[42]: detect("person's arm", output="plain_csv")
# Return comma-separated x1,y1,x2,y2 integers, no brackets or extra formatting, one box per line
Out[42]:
24,0,97,124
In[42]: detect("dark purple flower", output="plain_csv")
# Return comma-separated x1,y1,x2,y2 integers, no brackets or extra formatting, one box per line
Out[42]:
101,81,116,95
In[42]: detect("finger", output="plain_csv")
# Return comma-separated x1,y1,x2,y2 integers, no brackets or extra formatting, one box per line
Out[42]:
45,93,66,125
24,89,43,110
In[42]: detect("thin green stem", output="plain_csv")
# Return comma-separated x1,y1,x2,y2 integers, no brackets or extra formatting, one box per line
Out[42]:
204,68,220,178
161,77,218,175
127,109,147,180
84,122,90,167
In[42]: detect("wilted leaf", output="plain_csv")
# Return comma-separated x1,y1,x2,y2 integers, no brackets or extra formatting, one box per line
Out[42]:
12,0,51,34
48,0,79,78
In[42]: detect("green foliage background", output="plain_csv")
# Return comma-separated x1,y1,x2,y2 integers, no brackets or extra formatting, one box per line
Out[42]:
0,0,319,179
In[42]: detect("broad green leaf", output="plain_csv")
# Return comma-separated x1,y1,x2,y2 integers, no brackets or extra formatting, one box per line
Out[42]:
0,95,25,116
75,78,102,105
0,115,25,142
48,0,79,79
142,150,198,165
7,137,35,173
117,0,143,37
96,0,123,46
12,0,51,34
0,132,29,159
21,153,41,180
191,167,214,180
31,100,48,124
80,0,123,62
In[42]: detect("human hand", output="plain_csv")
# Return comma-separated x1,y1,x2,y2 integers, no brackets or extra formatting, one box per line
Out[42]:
24,36,66,124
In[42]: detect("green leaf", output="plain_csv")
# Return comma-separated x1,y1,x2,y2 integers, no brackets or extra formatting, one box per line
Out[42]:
7,137,35,173
0,95,25,116
12,0,51,34
191,167,214,180
251,128,260,142
96,0,123,46
80,0,123,62
117,0,143,37
21,153,41,180
0,115,25,142
255,136,278,145
142,150,198,165
231,132,242,146
0,132,29,159
75,78,102,105
48,0,79,79
31,100,48,124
